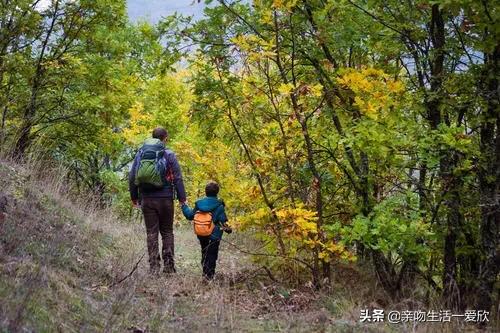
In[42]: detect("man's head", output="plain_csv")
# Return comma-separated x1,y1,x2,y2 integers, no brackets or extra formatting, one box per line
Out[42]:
205,181,220,197
152,127,168,142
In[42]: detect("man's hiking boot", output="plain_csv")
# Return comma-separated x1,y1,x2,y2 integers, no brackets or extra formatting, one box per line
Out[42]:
163,265,176,275
149,265,160,276
148,254,161,276
163,256,176,275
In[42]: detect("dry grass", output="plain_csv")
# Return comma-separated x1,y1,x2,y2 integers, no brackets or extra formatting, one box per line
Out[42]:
0,158,495,332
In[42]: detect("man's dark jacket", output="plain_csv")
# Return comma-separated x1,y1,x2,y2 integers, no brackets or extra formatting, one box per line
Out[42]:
128,138,186,202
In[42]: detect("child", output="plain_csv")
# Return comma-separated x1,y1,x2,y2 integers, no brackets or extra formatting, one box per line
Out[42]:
182,181,232,280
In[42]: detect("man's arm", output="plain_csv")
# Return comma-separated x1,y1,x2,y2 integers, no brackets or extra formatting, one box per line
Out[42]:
168,152,187,203
128,151,141,203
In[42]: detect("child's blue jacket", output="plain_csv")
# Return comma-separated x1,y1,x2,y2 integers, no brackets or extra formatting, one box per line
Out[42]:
181,196,228,240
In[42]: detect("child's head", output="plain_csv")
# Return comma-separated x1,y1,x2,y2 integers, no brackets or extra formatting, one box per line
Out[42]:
205,181,220,197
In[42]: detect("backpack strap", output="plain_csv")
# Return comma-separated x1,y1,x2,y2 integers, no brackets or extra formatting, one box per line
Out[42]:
155,150,164,160
193,202,222,221
163,150,176,200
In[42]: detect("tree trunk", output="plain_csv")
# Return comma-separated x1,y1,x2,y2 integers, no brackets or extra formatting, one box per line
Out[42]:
476,42,499,316
442,174,463,308
14,0,59,157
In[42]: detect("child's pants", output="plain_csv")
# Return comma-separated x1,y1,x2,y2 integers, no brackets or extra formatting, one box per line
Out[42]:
197,236,220,279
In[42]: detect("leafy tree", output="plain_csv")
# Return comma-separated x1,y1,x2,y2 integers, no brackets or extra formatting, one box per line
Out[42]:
1,0,497,318
162,0,498,312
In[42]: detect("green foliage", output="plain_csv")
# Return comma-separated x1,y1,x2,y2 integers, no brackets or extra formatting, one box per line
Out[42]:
1,0,498,309
346,192,433,261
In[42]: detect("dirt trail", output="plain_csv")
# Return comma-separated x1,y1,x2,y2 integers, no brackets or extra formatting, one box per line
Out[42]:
1,160,357,332
104,223,357,333
0,161,482,333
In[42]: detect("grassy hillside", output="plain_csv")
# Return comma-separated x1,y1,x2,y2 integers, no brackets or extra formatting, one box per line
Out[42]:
0,160,487,332
0,160,140,331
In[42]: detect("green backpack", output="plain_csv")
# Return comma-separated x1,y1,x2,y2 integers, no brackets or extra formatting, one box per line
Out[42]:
134,138,168,189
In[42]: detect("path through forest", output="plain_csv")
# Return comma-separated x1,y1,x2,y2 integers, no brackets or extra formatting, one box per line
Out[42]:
0,160,478,333
104,221,364,332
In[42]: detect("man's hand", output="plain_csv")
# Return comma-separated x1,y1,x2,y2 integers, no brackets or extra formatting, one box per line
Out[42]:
132,199,140,209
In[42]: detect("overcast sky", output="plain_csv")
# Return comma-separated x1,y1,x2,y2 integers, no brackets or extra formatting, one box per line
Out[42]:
127,0,207,23
36,0,207,22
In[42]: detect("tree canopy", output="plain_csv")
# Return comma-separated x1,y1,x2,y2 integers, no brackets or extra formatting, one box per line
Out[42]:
1,0,498,318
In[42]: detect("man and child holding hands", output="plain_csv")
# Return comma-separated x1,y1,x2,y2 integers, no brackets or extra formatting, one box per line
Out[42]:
128,127,232,280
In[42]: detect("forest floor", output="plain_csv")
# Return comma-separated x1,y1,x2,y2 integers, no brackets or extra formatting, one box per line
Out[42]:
0,159,487,332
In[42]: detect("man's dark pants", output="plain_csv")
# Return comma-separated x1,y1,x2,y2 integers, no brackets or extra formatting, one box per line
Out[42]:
197,236,220,279
141,197,175,272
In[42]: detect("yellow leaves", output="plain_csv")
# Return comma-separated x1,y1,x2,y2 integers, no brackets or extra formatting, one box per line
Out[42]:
304,238,321,248
325,241,345,254
230,34,275,61
120,71,193,146
231,34,271,52
296,218,318,234
230,34,250,50
122,101,153,145
272,0,284,7
42,59,64,70
228,216,243,230
337,68,388,94
278,82,294,95
337,70,373,92
276,205,318,238
295,83,323,98
213,97,226,110
353,96,379,117
387,80,404,93
260,8,273,25
175,135,256,230
248,50,276,62
310,83,323,97
272,203,356,263
241,76,258,98
129,101,146,122
249,185,261,199
337,67,405,119
272,0,298,11
254,0,298,23
254,207,270,219
363,67,386,77
318,251,328,259
318,241,356,263
240,207,271,230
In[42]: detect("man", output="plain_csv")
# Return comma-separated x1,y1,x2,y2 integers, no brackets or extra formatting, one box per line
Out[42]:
129,127,186,274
